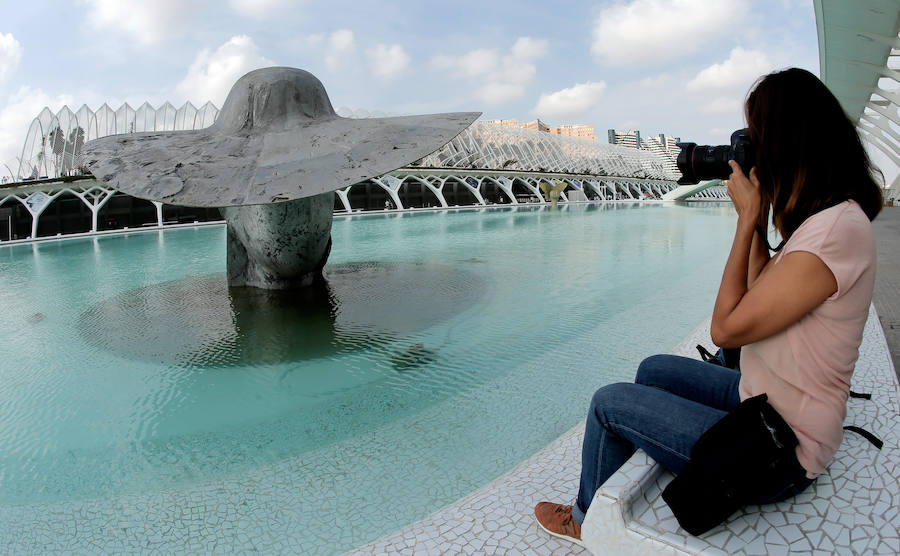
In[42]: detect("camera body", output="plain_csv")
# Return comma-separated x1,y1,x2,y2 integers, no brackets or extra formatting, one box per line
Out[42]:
676,129,754,185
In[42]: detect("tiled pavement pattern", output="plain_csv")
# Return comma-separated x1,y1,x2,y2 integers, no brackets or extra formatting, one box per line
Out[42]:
344,424,590,556
351,306,898,555
873,206,900,382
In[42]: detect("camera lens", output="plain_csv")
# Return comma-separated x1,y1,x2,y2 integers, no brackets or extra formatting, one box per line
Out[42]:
676,142,697,185
676,129,752,185
693,145,732,181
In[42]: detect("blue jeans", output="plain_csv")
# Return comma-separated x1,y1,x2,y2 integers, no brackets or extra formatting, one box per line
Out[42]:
571,354,813,524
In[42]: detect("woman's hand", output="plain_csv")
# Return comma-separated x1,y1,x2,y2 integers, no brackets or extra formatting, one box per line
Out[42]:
725,160,761,231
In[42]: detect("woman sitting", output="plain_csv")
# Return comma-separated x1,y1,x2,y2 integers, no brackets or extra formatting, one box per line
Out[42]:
534,67,883,545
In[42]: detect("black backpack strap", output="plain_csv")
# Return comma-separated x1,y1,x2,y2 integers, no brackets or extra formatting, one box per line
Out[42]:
721,347,741,370
843,426,883,450
843,392,881,449
696,344,718,363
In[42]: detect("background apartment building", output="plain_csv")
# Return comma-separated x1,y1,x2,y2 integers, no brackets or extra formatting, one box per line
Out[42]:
608,129,680,175
522,119,550,132
483,118,596,141
550,124,595,141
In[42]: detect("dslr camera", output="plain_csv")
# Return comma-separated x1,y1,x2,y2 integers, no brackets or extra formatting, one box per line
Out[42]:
676,129,754,185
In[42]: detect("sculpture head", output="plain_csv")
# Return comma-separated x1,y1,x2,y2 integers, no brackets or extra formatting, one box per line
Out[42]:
214,67,337,133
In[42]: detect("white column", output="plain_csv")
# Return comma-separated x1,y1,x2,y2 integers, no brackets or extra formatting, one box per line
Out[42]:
494,177,518,205
154,201,164,226
335,188,352,212
90,191,115,232
374,176,404,209
458,176,486,206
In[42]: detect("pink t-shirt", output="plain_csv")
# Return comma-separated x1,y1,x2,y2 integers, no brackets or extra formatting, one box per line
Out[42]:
739,200,875,478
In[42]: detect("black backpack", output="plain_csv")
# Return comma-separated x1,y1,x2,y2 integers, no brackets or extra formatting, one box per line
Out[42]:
661,393,798,536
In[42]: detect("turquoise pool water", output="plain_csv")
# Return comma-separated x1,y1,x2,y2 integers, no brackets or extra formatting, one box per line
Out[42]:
0,202,736,552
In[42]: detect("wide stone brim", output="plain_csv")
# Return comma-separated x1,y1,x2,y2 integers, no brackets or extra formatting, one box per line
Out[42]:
83,112,480,207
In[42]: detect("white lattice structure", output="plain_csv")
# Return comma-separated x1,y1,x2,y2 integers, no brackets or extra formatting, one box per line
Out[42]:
13,104,678,183
15,101,219,181
416,122,677,179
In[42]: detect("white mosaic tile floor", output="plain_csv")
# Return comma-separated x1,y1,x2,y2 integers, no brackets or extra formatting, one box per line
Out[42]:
343,422,590,556
353,305,899,555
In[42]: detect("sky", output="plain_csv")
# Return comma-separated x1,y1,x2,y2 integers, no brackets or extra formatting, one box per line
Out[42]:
0,0,842,181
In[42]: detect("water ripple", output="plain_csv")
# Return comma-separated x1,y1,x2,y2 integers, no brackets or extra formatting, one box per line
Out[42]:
0,204,737,505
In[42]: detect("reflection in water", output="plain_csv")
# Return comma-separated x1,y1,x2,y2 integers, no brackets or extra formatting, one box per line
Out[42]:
0,261,488,503
0,203,738,510
225,283,340,365
79,262,482,368
27,312,45,323
388,342,438,371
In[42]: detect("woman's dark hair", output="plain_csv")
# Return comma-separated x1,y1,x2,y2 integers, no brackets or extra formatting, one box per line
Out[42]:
745,67,882,241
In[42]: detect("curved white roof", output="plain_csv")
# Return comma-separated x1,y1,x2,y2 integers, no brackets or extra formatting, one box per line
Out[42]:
816,0,900,188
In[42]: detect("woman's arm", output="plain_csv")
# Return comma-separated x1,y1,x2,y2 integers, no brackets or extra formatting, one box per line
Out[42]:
710,162,837,348
747,209,771,288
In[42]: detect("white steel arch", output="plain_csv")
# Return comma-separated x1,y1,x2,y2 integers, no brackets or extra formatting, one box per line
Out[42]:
1,163,14,184
0,170,679,241
442,175,486,206
816,0,900,193
406,175,449,207
0,181,163,239
484,176,517,205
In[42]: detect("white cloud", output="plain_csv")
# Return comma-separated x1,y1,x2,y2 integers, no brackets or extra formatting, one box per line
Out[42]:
701,96,741,115
495,37,548,86
367,44,410,80
686,47,773,92
229,0,305,18
305,34,325,47
431,37,549,105
477,83,525,105
684,47,773,115
176,36,275,106
639,73,672,88
0,87,74,176
591,0,749,65
533,82,607,119
296,30,356,70
85,0,201,45
325,30,356,70
0,33,23,84
433,49,499,78
511,37,549,60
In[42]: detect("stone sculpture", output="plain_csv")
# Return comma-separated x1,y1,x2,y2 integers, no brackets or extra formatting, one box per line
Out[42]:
84,67,479,288
539,179,568,208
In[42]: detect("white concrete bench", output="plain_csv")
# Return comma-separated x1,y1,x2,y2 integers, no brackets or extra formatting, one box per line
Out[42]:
581,305,900,555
